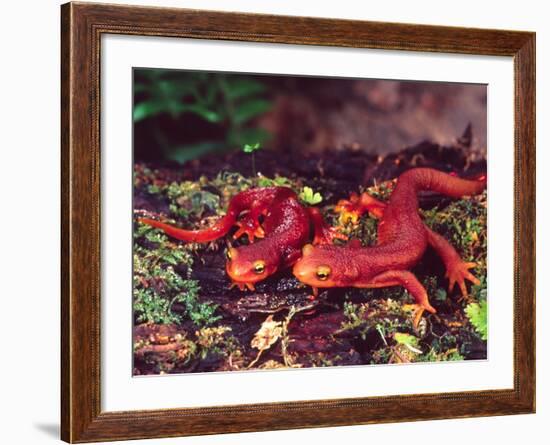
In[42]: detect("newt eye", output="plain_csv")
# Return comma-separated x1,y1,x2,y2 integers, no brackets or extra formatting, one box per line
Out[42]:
316,266,331,281
253,261,266,274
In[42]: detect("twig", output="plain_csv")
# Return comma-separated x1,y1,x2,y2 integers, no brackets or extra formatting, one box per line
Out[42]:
247,349,264,369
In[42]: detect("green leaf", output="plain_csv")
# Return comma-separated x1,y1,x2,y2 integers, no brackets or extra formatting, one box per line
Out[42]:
394,332,419,348
243,142,261,153
465,301,488,340
257,175,292,188
233,99,272,124
394,332,422,354
274,176,291,186
133,100,166,121
179,104,223,123
299,186,323,205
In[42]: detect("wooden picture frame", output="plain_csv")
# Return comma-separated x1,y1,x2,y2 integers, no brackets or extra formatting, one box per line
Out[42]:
61,2,535,442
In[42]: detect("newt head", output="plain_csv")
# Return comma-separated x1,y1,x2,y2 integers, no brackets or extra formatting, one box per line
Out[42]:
225,245,280,291
292,244,361,292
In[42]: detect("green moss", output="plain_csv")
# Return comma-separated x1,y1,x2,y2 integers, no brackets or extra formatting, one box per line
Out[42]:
471,275,487,302
339,301,372,339
179,281,222,327
195,326,238,360
133,267,220,326
133,288,178,325
256,174,293,188
133,222,220,326
394,332,420,348
417,348,464,362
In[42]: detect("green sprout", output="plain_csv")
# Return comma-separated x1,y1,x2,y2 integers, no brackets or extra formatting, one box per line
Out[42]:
243,142,261,153
243,142,262,177
299,186,323,205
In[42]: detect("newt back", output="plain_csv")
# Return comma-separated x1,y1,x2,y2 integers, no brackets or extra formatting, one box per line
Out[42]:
373,168,487,270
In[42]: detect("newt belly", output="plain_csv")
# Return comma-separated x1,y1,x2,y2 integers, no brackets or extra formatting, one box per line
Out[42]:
292,168,486,326
139,186,342,290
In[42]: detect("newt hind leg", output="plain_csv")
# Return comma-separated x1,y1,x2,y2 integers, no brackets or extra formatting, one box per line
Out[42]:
425,228,480,299
307,207,347,245
368,270,436,328
233,201,268,243
334,191,387,224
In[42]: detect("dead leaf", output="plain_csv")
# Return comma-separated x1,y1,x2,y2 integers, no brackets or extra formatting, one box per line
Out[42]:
259,360,286,369
251,315,283,351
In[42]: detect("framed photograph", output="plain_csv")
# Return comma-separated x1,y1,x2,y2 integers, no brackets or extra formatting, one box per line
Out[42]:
61,2,535,442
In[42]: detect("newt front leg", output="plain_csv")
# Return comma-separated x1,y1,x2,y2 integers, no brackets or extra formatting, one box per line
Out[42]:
307,207,347,245
334,191,387,225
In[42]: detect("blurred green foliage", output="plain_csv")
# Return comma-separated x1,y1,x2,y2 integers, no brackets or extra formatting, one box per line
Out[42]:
134,69,272,163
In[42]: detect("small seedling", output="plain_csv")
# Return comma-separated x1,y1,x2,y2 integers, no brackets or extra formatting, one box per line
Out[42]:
242,142,262,177
299,186,323,205
242,142,261,153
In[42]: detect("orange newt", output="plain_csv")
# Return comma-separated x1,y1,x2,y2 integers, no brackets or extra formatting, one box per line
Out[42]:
292,168,486,326
139,187,343,291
